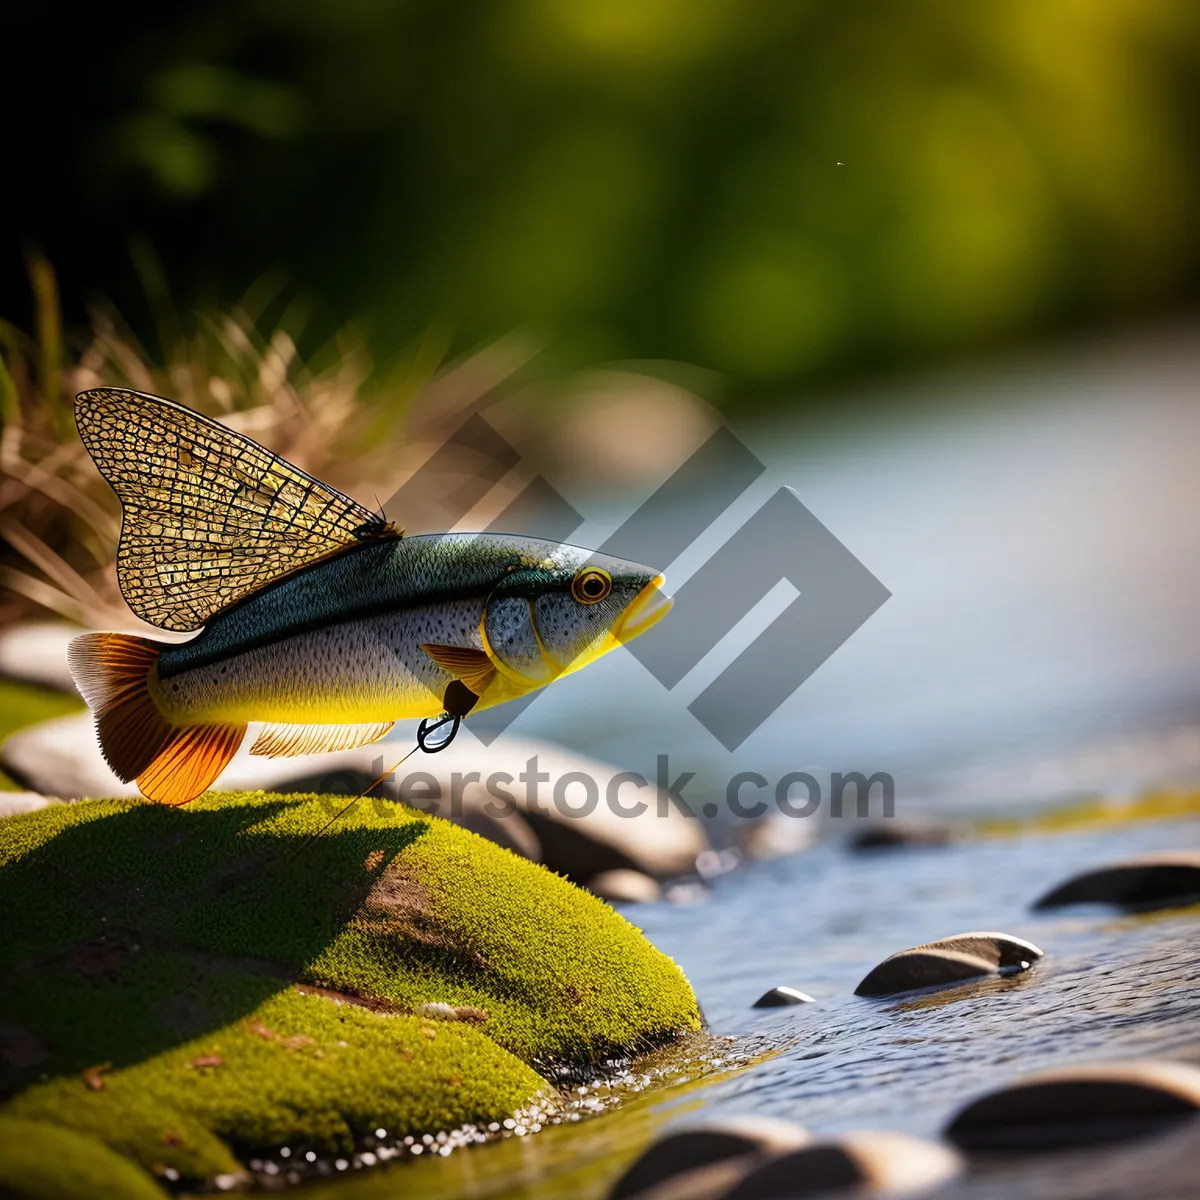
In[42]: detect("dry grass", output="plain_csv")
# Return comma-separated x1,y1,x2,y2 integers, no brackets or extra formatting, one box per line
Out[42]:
0,259,542,632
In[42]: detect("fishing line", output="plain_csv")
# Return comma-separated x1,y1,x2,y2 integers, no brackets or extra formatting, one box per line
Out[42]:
281,712,462,864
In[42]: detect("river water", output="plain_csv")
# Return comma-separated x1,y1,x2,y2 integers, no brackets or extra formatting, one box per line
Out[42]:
319,329,1200,1198
515,325,1200,807
322,816,1198,1200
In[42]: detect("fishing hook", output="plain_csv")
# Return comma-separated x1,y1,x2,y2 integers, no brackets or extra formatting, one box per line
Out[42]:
416,711,461,753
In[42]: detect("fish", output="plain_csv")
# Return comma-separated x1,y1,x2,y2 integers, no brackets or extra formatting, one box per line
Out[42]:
66,388,673,806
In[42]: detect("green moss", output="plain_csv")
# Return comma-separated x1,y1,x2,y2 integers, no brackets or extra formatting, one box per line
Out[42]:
0,791,700,1183
7,989,543,1173
0,1118,168,1199
7,1077,241,1183
0,678,85,790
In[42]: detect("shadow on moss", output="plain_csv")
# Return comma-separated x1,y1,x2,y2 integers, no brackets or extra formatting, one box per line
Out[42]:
0,791,701,1186
1,798,429,1082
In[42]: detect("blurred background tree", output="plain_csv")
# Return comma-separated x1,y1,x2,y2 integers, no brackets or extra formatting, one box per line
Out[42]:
5,0,1199,402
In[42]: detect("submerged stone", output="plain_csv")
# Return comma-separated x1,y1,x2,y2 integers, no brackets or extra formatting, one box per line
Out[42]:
855,949,996,997
914,931,1043,970
1033,853,1200,911
855,931,1042,997
847,819,956,852
945,1060,1200,1151
610,1116,809,1199
751,986,815,1008
723,1130,963,1198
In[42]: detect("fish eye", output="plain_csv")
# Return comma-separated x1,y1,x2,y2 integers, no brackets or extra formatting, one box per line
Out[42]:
571,567,612,604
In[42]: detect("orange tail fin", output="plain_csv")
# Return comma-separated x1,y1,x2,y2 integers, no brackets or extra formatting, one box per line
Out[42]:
67,633,246,805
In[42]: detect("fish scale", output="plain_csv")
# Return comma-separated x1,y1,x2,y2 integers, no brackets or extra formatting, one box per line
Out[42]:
157,596,491,725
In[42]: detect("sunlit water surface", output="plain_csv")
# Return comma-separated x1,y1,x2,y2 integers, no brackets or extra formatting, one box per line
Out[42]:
313,333,1200,1198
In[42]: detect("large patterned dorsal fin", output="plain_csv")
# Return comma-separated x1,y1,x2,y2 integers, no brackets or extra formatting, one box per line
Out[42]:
76,388,400,631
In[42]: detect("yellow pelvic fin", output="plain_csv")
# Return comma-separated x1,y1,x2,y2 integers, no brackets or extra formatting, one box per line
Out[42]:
249,721,395,759
420,644,497,696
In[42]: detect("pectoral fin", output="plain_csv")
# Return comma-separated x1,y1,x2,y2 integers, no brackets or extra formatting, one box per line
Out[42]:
421,644,497,695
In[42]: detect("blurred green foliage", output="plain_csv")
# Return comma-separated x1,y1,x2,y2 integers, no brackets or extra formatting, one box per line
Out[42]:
5,0,1200,398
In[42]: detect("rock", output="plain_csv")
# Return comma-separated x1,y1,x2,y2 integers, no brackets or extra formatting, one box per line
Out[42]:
664,881,709,906
618,1159,761,1200
1033,853,1200,912
415,1002,488,1023
734,811,818,861
856,949,996,997
0,622,81,693
0,793,55,819
0,791,702,1186
917,931,1043,971
855,932,1042,998
848,818,955,852
752,987,815,1008
695,848,743,879
610,1117,810,1199
0,1118,170,1199
1,714,140,800
934,1119,1200,1199
722,1131,963,1198
0,719,706,881
945,1060,1200,1151
589,869,662,904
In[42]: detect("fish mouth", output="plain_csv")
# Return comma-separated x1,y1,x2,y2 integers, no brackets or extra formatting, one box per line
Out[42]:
615,574,673,643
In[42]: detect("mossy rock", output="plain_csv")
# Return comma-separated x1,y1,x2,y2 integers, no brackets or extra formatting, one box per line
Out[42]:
0,791,700,1185
0,1118,168,1199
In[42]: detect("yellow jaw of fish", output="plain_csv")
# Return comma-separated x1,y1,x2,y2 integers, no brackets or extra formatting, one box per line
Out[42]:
554,574,673,683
